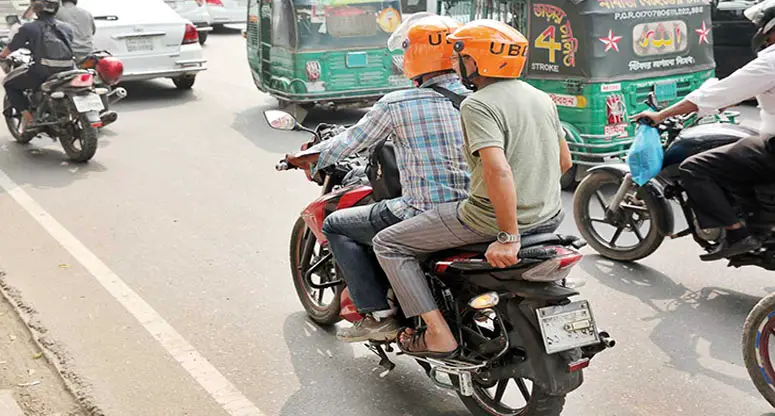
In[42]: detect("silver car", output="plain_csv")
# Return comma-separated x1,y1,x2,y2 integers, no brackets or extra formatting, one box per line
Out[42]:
164,0,212,45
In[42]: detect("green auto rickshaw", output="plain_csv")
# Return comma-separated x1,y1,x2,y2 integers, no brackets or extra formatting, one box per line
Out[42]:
439,0,723,188
246,0,413,121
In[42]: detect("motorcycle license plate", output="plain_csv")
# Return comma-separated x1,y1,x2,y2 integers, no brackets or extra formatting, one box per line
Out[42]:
72,93,104,113
537,300,600,354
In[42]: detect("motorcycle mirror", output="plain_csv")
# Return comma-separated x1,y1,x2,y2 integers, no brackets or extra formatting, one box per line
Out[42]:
5,15,19,25
264,110,298,131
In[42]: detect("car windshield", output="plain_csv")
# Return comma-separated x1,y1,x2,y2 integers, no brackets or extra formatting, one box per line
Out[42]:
295,0,402,51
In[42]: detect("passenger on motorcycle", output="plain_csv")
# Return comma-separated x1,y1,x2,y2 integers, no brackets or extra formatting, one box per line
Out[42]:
632,0,775,261
372,20,573,358
1,0,74,131
56,0,96,60
285,14,471,343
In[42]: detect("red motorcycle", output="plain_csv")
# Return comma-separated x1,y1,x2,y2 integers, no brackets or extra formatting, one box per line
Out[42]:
266,110,614,416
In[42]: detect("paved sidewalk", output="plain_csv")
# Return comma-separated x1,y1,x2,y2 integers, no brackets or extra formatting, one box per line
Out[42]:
0,272,84,416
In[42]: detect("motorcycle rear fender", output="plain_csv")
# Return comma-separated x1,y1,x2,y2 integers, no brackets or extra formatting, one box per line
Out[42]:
499,299,583,395
587,164,675,236
465,273,579,300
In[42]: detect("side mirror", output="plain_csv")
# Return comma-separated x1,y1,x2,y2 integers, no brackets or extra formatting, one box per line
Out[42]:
264,110,298,131
5,15,19,25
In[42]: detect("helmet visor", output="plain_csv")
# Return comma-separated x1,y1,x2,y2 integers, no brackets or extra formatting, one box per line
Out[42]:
387,12,435,51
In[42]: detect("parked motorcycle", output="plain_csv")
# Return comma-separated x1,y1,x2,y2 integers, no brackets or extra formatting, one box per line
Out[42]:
1,46,105,162
572,91,775,268
266,110,614,416
743,292,775,408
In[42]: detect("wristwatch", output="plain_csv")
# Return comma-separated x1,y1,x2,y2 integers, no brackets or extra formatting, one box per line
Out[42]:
497,231,521,244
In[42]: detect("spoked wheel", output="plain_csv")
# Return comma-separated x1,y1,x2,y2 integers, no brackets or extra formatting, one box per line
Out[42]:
459,376,565,416
289,217,342,325
573,170,666,262
4,96,32,144
743,293,775,408
60,114,98,163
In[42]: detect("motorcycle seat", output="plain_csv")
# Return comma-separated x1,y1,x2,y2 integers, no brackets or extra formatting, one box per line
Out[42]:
444,234,581,254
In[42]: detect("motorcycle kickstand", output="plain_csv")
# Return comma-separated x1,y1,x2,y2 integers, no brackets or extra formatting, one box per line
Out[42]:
366,342,396,377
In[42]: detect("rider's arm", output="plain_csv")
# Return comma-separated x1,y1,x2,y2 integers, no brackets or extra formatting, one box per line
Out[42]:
551,103,573,174
4,25,33,56
461,102,519,236
310,101,393,173
671,56,775,118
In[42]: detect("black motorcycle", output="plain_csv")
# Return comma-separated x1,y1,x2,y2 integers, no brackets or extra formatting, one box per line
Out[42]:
1,49,105,163
268,110,614,416
573,92,775,269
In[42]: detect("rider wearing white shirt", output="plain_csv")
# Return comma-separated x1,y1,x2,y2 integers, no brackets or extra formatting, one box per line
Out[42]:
633,0,775,261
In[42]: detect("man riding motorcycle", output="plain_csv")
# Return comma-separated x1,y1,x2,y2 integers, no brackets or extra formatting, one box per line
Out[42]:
372,20,573,358
56,0,96,61
1,0,74,131
632,0,775,261
285,14,471,343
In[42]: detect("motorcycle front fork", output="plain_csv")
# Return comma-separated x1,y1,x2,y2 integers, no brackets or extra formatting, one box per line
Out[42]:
607,173,634,216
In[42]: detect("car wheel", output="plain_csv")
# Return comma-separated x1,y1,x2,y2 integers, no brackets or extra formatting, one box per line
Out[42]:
198,31,208,45
173,75,196,90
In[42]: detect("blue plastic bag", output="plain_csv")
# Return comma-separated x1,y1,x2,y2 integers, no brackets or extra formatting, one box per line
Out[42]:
627,123,664,186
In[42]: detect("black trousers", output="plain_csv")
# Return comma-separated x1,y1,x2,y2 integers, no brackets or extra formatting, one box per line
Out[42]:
2,65,60,112
679,135,775,229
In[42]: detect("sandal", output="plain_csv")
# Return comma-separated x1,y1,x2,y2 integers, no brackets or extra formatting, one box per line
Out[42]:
396,327,460,359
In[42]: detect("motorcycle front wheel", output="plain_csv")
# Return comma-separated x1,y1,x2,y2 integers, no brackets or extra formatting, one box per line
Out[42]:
60,114,98,163
573,170,666,261
289,217,342,325
743,292,775,408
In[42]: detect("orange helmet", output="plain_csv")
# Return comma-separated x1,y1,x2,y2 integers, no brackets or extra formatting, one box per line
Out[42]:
388,14,461,80
447,19,529,79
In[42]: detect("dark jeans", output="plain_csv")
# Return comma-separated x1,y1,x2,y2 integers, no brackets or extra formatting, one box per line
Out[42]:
679,135,775,229
322,200,402,314
3,65,43,112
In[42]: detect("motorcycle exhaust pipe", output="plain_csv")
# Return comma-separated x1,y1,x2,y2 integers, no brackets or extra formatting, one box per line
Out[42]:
599,331,616,348
107,87,127,105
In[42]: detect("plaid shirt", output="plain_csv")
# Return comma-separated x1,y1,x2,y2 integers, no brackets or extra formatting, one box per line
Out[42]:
313,73,470,219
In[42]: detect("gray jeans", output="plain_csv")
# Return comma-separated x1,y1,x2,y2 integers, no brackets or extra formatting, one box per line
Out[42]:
373,202,563,318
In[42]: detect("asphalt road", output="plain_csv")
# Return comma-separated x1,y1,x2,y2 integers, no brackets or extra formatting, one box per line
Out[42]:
0,30,773,416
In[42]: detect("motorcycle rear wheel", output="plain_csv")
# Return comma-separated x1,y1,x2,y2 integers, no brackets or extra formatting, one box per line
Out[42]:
573,170,665,262
60,114,98,163
4,96,31,144
289,217,342,325
743,292,775,408
458,377,565,416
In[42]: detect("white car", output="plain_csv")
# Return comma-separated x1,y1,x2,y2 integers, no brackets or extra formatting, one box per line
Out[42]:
204,0,246,27
80,0,207,90
164,0,213,45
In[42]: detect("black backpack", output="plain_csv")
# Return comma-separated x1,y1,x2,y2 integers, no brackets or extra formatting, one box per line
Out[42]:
34,20,74,73
365,85,465,201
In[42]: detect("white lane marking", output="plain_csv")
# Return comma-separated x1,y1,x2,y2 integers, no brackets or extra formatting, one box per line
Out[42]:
0,169,264,416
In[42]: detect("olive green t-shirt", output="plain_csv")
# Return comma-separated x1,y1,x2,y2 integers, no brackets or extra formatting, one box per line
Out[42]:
458,79,565,236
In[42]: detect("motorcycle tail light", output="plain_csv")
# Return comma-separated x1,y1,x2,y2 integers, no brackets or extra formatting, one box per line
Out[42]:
522,247,582,282
206,0,223,6
70,73,94,87
306,61,321,82
183,23,199,45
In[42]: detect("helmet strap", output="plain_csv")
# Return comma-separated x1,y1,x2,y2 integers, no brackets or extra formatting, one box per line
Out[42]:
457,55,479,91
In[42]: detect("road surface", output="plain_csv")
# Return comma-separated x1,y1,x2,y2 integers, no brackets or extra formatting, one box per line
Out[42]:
0,30,772,416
